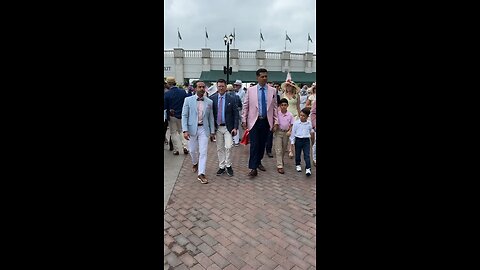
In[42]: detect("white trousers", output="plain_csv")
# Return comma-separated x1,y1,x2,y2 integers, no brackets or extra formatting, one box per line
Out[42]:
169,117,186,152
233,110,242,144
233,130,240,144
165,127,170,143
216,126,233,169
188,126,209,176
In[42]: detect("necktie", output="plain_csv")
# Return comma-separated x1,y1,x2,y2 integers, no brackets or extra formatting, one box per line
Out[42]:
197,99,203,124
217,95,223,124
197,98,203,101
261,87,267,117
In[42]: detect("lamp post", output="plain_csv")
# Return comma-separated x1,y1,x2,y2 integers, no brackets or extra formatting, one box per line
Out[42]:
223,34,234,84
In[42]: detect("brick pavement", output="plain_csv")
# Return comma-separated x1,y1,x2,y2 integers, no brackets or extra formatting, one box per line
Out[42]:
164,141,316,269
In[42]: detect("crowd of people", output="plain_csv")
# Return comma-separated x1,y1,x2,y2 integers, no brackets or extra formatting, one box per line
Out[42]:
164,68,317,184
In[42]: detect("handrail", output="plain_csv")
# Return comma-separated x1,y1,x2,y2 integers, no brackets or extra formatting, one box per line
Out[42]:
164,50,316,60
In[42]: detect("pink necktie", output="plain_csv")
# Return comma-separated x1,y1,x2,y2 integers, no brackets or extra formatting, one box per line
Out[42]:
197,100,203,124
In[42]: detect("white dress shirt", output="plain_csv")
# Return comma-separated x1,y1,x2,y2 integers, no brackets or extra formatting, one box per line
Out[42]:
290,119,314,143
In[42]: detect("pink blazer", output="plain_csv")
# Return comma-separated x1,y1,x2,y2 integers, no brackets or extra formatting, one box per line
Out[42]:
241,85,278,131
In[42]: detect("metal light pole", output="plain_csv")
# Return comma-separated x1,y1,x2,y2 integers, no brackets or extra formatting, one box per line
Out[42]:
223,34,234,84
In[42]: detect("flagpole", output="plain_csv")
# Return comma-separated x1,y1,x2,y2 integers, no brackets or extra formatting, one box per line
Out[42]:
260,29,262,49
205,27,207,48
233,27,235,49
307,33,310,52
285,31,287,51
177,27,180,48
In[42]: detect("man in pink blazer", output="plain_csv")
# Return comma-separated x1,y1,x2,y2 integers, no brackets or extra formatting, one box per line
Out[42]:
241,68,279,177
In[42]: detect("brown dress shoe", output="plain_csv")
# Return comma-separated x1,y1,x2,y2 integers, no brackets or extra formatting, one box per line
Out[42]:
192,164,198,173
247,169,258,177
183,147,189,154
197,174,208,184
173,151,179,155
257,164,266,171
277,168,285,174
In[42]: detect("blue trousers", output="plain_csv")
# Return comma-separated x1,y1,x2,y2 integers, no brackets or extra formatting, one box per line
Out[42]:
265,130,273,154
248,118,270,170
295,137,311,169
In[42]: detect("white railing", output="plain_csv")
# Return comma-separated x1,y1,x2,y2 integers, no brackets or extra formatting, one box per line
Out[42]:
239,51,257,58
184,50,202,57
164,49,316,61
265,52,281,59
290,53,304,60
211,50,226,58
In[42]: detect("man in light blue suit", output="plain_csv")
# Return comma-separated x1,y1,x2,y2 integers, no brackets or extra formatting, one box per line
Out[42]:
181,80,215,184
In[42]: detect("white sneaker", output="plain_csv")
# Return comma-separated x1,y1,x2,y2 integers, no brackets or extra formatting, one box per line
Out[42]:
306,168,311,176
296,165,301,172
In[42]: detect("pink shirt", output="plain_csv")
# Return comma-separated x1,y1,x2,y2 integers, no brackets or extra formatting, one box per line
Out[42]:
197,97,204,125
277,110,294,131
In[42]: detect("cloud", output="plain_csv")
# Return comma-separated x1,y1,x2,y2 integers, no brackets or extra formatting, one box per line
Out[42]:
164,0,316,54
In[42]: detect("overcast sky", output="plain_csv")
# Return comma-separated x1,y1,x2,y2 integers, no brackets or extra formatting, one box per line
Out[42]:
164,0,316,54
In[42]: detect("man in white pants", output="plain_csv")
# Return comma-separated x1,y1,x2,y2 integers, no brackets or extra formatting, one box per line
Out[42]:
164,77,190,155
210,79,239,177
182,80,215,184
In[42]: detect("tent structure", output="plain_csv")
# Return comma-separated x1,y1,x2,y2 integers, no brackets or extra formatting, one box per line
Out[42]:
199,70,316,84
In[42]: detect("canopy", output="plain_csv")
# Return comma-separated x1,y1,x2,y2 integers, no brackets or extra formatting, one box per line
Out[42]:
199,70,316,84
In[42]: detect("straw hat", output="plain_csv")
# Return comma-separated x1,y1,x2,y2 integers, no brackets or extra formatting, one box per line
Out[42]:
166,76,176,85
281,80,300,94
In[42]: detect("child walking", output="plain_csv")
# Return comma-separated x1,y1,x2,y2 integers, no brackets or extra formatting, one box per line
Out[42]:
273,98,295,174
290,108,315,176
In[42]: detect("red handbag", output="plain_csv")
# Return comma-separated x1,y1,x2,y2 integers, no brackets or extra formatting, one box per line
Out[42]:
240,129,250,145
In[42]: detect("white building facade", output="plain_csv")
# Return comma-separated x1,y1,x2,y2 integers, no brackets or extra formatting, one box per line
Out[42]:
164,48,316,84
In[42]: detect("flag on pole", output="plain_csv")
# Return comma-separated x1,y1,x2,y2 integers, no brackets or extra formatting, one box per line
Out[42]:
205,28,209,39
233,28,236,40
308,33,313,43
178,30,182,40
286,33,291,43
260,31,264,41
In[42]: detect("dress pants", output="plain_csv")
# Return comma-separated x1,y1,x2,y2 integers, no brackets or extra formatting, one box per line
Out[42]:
294,137,311,169
233,109,242,144
274,130,289,168
169,117,183,152
216,126,233,169
163,121,168,145
265,130,273,154
248,118,270,170
188,126,209,176
233,128,240,144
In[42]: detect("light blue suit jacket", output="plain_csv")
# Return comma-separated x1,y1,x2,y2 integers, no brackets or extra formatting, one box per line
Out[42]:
181,95,215,136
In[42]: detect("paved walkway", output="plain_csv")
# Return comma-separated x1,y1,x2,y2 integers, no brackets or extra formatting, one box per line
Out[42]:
164,139,316,269
164,142,188,212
